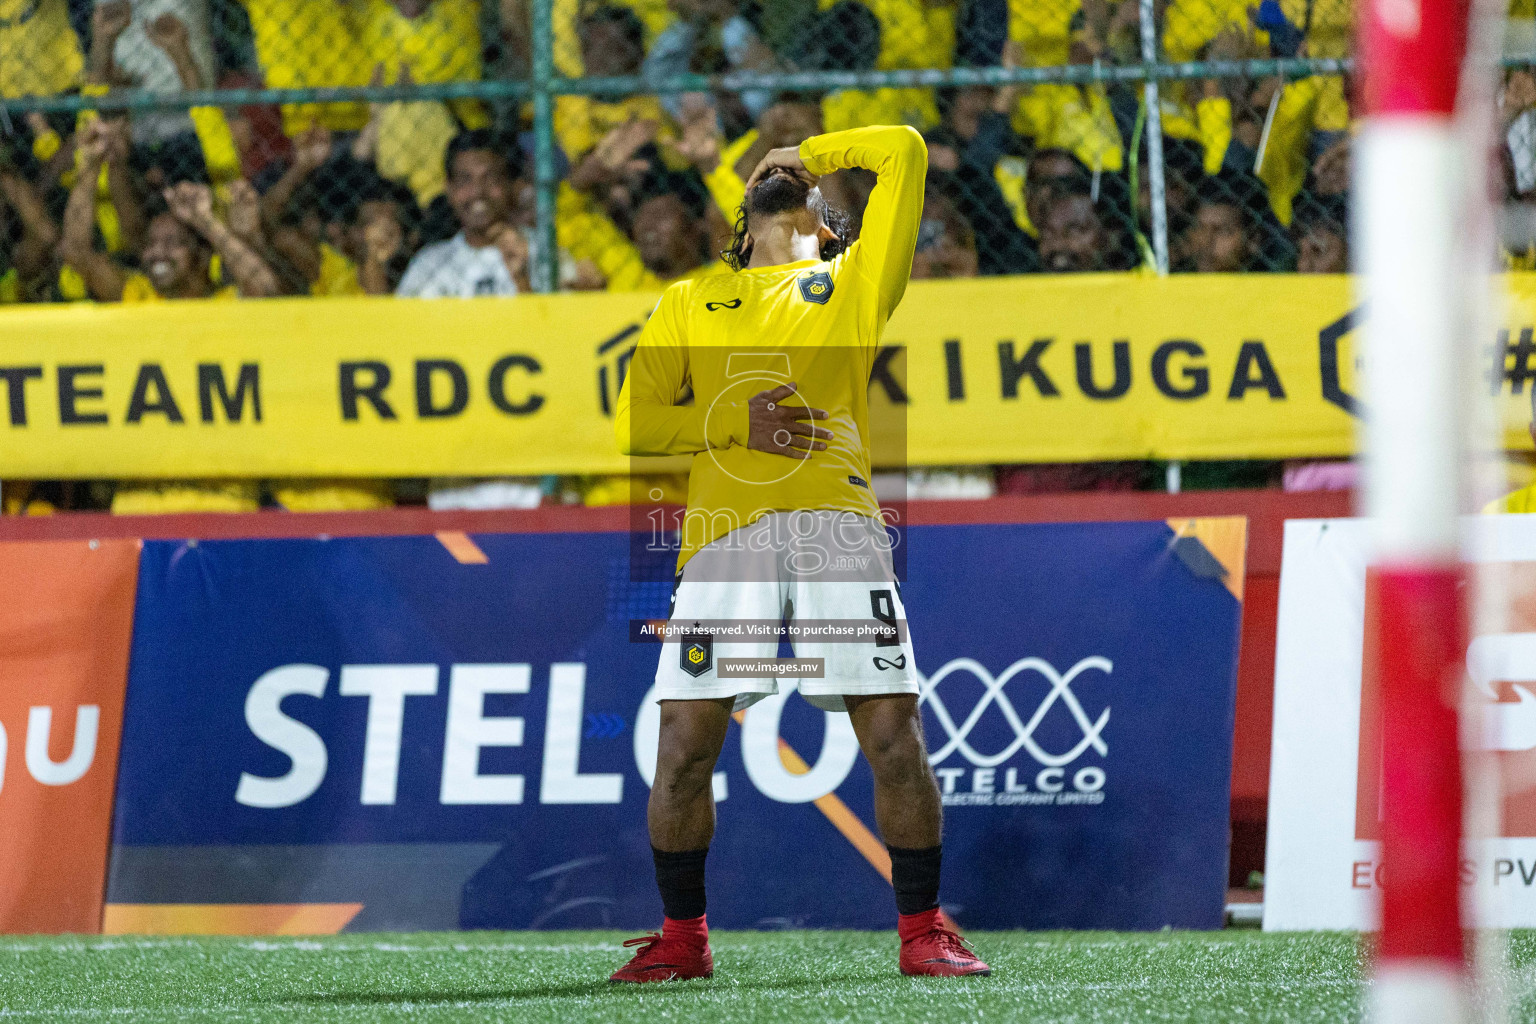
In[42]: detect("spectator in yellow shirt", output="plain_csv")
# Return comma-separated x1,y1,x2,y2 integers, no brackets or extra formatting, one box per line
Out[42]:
548,0,675,77
0,0,83,99
53,143,281,515
361,0,490,130
814,0,953,132
257,126,423,295
241,0,371,136
59,124,280,301
555,4,680,171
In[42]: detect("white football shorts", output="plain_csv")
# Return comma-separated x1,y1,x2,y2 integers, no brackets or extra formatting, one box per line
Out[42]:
653,510,920,712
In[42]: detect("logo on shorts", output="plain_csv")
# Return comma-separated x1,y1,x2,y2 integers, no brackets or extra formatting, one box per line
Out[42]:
873,654,907,671
680,627,714,678
798,272,834,305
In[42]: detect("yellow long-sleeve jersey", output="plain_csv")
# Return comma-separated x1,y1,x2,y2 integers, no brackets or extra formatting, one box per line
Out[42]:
615,125,927,571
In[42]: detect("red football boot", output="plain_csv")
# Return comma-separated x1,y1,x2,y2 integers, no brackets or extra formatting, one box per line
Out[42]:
898,909,991,977
609,918,713,983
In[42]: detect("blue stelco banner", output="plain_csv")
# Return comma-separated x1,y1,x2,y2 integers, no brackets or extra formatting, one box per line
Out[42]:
107,519,1243,932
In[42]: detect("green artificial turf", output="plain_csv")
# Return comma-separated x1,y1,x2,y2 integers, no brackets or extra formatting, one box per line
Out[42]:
0,929,1378,1022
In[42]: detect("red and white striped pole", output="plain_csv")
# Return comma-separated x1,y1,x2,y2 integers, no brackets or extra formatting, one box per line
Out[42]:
1357,0,1473,1017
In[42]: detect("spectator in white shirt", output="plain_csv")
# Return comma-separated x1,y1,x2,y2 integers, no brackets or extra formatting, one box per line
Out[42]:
396,130,531,298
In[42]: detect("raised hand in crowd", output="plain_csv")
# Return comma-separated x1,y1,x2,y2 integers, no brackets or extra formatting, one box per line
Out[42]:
88,0,133,85
292,125,336,178
671,96,723,173
164,181,281,298
0,151,60,300
298,128,337,178
486,221,532,293
66,114,142,256
359,205,408,295
75,115,112,170
145,11,190,56
163,180,216,233
995,40,1025,115
146,13,205,90
571,117,659,191
99,116,145,254
23,112,73,189
350,64,391,165
58,119,132,301
1505,69,1536,130
258,125,335,285
226,179,266,249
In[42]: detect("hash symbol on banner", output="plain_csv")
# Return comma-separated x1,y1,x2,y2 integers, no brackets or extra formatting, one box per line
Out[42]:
1489,327,1536,395
920,656,1112,768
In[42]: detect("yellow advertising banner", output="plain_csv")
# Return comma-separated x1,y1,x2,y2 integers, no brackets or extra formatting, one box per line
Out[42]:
0,273,1531,478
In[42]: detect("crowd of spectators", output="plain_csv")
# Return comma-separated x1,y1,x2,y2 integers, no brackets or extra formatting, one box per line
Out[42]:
0,0,1500,511
0,0,1369,305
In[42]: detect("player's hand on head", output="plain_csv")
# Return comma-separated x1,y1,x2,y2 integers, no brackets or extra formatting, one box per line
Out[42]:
746,382,832,460
745,147,816,192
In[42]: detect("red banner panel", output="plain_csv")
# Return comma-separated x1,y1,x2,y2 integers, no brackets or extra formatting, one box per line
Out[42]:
0,540,139,933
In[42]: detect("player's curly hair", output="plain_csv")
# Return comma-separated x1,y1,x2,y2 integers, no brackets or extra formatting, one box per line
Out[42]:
722,175,852,271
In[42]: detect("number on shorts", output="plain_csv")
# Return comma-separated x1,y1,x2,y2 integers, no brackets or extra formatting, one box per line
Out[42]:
870,589,900,648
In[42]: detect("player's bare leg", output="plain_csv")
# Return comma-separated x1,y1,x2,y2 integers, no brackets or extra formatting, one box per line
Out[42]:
649,697,734,850
846,693,941,847
847,693,990,978
611,697,733,983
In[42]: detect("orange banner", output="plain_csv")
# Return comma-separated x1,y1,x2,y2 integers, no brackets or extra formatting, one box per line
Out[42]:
0,540,139,933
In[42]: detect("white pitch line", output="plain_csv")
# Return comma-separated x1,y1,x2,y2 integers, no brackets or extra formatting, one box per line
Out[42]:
0,940,627,955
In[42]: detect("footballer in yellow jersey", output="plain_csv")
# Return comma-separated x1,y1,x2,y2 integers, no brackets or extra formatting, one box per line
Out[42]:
610,125,990,983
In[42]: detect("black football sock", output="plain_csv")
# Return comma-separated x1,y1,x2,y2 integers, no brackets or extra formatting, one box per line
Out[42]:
888,843,942,916
653,846,709,921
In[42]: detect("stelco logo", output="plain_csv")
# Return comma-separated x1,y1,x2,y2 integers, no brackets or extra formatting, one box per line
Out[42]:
920,656,1111,808
233,658,1110,812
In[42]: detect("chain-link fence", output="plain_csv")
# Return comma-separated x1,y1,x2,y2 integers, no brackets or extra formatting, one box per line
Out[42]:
0,0,1377,311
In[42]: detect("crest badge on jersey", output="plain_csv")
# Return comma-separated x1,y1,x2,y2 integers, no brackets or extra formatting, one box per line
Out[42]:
679,629,713,677
798,272,834,305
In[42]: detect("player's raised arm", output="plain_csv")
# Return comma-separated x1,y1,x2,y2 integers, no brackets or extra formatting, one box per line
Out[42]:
615,286,744,457
799,125,928,323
